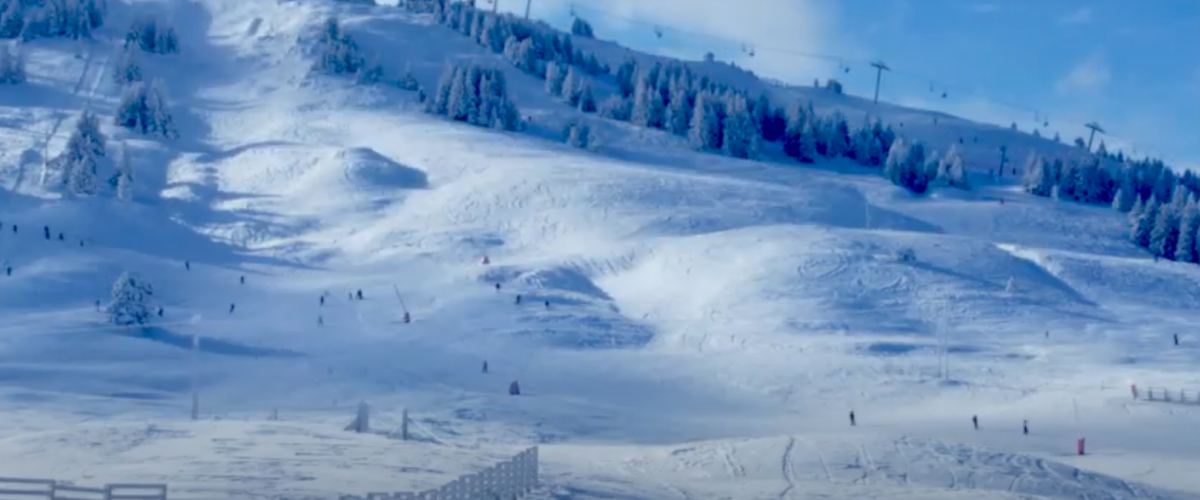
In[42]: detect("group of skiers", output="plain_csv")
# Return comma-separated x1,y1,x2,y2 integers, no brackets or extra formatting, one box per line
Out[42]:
1,223,87,278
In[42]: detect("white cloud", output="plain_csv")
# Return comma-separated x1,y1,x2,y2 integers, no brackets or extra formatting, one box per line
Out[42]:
1059,7,1092,25
503,0,842,84
1055,54,1111,95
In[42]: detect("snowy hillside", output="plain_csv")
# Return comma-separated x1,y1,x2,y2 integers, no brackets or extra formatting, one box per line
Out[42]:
0,0,1197,499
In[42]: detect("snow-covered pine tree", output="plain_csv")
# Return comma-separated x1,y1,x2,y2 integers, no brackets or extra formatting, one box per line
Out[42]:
463,64,483,125
615,58,637,97
1074,159,1104,204
564,120,592,149
1021,154,1052,196
0,43,25,84
544,61,565,97
884,137,930,194
923,150,941,185
687,91,720,151
793,120,817,163
446,63,471,121
311,16,362,75
781,101,808,159
562,66,581,106
1128,194,1145,222
664,75,691,136
630,66,664,128
430,63,456,115
1170,184,1190,211
939,145,970,189
1176,199,1200,263
502,36,538,75
903,142,931,194
1056,159,1079,200
125,16,157,52
112,45,142,85
825,113,851,158
1131,195,1160,248
480,67,518,130
49,111,106,192
114,80,177,138
1154,167,1178,203
113,141,134,201
721,93,759,160
1150,203,1181,259
577,82,596,112
598,95,631,121
106,272,153,325
1111,172,1136,212
884,137,909,184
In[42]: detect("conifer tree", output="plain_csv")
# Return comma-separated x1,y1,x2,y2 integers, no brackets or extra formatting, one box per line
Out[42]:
107,272,153,325
1131,196,1160,248
1175,200,1200,263
1150,204,1181,259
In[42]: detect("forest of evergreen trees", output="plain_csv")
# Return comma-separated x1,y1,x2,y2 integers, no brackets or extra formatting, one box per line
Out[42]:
401,0,1183,206
398,0,977,193
1022,151,1200,265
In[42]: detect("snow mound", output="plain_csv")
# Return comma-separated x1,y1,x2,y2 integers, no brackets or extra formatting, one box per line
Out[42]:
337,147,428,191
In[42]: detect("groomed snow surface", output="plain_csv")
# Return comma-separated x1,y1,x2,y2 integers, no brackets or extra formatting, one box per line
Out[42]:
0,0,1198,499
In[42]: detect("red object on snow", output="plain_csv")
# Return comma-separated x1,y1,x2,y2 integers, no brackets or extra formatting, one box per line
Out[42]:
481,256,490,265
1077,438,1085,456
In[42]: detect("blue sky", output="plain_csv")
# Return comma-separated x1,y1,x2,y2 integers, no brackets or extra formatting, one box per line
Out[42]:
495,0,1199,169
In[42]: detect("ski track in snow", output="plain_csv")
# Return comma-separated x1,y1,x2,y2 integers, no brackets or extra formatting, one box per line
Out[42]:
779,437,797,500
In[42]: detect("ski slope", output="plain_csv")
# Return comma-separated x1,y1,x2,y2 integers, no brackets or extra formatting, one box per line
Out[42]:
0,0,1197,498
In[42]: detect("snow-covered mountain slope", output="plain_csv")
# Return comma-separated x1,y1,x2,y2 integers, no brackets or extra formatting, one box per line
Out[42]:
0,0,1198,499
